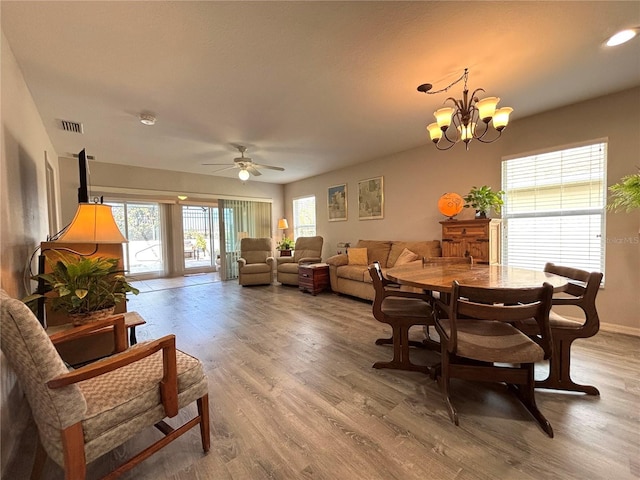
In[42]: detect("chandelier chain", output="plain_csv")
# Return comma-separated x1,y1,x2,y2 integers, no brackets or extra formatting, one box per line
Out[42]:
423,68,468,95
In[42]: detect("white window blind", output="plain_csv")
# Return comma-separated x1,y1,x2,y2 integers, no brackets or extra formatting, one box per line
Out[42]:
501,142,606,275
293,195,316,238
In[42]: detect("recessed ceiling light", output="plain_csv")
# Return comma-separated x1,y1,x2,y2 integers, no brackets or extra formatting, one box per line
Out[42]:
606,28,638,47
139,113,156,125
177,195,188,200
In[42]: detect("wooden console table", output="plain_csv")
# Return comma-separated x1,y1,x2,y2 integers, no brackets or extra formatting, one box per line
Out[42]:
298,263,330,295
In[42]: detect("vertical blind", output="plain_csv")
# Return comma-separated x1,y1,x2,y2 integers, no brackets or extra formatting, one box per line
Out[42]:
293,195,316,238
501,141,606,274
219,199,272,280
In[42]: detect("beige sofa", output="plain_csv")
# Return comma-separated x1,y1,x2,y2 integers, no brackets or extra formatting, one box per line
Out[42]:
326,239,441,301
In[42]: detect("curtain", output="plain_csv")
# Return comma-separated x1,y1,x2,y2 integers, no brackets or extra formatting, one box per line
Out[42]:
219,199,272,280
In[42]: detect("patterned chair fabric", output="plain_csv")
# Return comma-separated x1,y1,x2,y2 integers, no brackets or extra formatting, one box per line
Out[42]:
0,289,210,478
237,237,275,286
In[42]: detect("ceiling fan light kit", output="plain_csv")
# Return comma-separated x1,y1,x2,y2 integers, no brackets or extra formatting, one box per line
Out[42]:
419,68,513,151
202,145,285,181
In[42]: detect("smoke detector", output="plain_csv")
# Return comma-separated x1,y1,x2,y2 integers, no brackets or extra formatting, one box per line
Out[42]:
139,113,156,126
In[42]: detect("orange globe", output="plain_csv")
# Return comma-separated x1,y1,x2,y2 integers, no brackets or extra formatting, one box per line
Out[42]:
438,193,464,219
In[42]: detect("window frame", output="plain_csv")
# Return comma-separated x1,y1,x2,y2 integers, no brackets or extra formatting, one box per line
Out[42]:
292,195,317,239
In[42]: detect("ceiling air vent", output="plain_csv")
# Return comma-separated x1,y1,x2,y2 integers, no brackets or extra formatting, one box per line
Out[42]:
58,119,84,134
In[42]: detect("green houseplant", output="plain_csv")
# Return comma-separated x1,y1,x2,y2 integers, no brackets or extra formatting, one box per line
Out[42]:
463,185,504,218
23,251,139,324
276,237,295,251
607,172,640,212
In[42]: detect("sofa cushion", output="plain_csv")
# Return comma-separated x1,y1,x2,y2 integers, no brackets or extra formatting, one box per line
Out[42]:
356,240,392,265
394,248,418,266
278,262,299,274
348,248,368,265
387,241,441,268
337,265,369,282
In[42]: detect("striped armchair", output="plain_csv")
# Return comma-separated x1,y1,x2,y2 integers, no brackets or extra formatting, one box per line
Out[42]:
0,289,210,479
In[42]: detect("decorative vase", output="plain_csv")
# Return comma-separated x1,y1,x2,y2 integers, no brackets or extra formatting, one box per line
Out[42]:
475,210,488,219
68,306,115,326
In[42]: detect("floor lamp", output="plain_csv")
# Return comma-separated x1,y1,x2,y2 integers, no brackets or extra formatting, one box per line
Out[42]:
277,218,289,241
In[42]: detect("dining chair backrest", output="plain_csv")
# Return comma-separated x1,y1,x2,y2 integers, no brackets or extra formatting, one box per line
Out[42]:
443,281,554,358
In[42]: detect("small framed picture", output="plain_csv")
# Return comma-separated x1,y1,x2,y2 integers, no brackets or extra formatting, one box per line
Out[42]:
358,176,384,220
328,184,348,222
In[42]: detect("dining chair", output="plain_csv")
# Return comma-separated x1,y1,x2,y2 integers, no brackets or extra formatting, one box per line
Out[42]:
432,281,555,437
515,263,603,395
368,262,434,373
421,256,473,345
0,289,210,480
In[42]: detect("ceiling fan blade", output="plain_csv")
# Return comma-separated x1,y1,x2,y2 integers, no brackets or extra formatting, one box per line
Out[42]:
206,165,237,174
247,165,262,176
254,164,285,171
202,163,235,166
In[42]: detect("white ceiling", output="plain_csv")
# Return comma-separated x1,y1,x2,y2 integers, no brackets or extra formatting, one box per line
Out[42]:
2,1,639,184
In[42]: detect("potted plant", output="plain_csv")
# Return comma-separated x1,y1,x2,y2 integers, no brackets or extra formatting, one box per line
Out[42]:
276,237,295,256
463,185,504,218
23,251,139,325
607,172,640,212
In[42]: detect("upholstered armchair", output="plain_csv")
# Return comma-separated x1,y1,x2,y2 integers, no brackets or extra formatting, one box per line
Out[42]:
237,237,275,286
0,289,210,479
276,236,324,286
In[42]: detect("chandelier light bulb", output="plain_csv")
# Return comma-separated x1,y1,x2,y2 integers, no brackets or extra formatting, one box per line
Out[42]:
427,123,443,143
238,169,250,181
476,97,500,123
435,107,455,129
492,107,513,131
458,122,477,142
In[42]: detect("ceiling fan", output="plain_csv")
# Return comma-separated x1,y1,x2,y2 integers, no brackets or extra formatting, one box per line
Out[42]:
203,145,285,181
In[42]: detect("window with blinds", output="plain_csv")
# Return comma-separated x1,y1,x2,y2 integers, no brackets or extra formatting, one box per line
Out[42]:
293,195,316,238
501,141,606,275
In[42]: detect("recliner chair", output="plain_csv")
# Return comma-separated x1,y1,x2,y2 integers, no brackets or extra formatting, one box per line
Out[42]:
276,236,324,285
237,237,275,286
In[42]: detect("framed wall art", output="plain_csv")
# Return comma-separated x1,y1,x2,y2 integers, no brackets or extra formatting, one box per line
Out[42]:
328,183,348,221
358,176,384,220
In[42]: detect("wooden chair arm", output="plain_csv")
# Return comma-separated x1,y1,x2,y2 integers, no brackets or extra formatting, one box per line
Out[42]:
49,314,128,354
48,334,179,418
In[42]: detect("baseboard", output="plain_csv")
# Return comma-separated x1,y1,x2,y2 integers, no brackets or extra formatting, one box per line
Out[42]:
600,322,640,337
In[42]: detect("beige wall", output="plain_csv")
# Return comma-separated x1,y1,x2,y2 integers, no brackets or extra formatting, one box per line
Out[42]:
284,87,640,334
0,32,59,473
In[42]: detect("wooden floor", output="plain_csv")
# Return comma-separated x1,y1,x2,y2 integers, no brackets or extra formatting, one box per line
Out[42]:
6,279,640,480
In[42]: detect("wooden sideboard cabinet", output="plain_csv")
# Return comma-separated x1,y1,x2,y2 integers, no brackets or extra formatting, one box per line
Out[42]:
440,219,502,265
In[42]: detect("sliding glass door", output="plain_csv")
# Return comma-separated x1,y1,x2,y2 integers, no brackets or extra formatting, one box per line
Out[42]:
108,201,164,276
181,205,220,271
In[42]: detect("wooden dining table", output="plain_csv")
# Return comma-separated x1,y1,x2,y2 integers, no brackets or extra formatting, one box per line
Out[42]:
386,262,569,293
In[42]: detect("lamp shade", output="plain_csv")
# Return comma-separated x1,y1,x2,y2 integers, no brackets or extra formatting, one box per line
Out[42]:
238,169,250,181
57,203,127,244
277,218,289,230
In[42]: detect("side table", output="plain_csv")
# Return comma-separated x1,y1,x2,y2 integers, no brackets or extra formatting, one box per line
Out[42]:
298,263,330,295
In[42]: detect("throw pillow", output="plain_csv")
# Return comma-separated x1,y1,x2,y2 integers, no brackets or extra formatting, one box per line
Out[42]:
348,248,368,265
394,248,419,266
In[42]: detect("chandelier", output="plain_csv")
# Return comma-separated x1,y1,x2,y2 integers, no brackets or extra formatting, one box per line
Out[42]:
417,69,513,151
